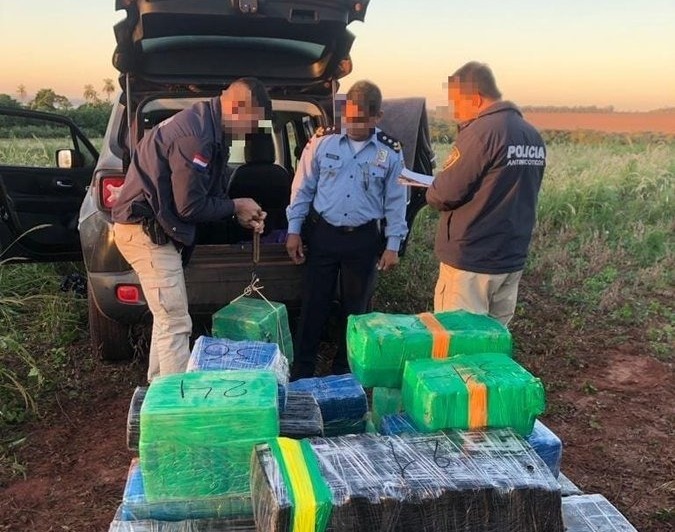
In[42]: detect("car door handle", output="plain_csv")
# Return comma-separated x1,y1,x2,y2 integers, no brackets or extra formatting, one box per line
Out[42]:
56,179,74,189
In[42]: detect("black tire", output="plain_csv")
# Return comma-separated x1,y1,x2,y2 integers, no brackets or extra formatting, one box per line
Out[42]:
87,284,135,362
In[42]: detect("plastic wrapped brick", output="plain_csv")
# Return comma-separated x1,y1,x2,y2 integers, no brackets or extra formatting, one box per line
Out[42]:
250,432,564,531
403,353,545,436
527,420,562,478
120,459,252,521
558,472,583,496
380,414,562,478
109,504,257,532
287,374,367,437
371,387,402,430
347,310,512,388
562,494,637,531
379,412,418,436
212,296,294,364
139,370,279,501
279,391,324,439
127,386,147,452
187,336,289,411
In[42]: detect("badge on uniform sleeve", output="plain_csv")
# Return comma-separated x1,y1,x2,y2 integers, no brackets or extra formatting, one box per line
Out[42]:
376,148,388,166
443,146,461,169
192,153,209,168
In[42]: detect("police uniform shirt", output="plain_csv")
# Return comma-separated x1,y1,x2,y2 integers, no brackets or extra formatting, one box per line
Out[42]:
287,127,408,252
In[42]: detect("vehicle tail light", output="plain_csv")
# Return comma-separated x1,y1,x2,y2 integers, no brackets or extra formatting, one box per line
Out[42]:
116,284,141,304
100,175,125,210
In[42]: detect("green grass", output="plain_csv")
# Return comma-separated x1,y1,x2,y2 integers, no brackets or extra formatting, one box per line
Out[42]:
0,263,88,420
0,137,103,167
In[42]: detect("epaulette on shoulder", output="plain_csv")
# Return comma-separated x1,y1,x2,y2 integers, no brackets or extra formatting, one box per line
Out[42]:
304,125,337,150
315,125,337,138
377,130,402,153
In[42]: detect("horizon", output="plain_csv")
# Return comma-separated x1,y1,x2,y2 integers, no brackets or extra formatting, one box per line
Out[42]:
1,1,674,112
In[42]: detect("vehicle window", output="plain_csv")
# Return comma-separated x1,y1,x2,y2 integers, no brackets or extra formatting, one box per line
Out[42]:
0,115,88,168
285,122,299,172
229,139,246,164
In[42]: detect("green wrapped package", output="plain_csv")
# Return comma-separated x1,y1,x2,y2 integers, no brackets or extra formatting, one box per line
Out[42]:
402,353,545,437
347,310,512,387
212,296,294,364
371,387,402,429
139,371,279,501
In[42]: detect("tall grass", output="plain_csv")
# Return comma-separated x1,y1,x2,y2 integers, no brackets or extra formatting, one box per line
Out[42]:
0,263,87,424
375,139,675,357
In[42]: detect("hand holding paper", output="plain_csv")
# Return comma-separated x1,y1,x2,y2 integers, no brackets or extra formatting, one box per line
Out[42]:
398,167,433,187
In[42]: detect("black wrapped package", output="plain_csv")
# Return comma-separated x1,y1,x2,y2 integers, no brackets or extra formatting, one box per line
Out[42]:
250,431,564,532
126,386,147,452
279,391,324,439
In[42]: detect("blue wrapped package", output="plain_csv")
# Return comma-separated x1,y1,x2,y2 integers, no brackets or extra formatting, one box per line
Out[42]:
527,420,563,478
187,336,288,411
120,459,252,522
287,374,367,436
380,414,562,478
379,412,418,436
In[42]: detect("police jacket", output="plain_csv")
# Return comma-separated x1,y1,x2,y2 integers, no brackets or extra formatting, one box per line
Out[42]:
426,101,546,274
112,97,233,246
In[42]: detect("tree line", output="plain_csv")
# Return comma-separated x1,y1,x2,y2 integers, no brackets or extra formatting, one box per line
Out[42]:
1,80,117,137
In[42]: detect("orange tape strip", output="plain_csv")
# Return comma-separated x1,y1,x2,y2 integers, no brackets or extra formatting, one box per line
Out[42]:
466,377,488,428
456,367,488,429
418,312,451,359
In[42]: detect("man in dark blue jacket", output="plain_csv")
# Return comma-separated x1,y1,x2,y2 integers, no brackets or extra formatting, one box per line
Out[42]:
111,78,269,381
426,62,546,325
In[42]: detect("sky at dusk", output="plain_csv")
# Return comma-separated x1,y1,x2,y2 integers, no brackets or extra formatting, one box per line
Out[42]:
1,0,673,111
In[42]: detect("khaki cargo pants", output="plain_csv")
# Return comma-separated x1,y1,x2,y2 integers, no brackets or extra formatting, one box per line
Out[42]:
434,262,523,326
113,223,191,381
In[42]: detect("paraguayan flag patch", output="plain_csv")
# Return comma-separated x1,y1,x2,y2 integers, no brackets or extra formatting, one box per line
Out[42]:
192,153,209,168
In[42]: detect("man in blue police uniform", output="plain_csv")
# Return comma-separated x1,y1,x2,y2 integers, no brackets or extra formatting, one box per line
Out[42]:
286,80,408,378
426,62,546,325
111,78,269,382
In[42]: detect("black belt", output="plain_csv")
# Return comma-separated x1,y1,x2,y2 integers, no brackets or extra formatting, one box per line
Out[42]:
318,216,378,234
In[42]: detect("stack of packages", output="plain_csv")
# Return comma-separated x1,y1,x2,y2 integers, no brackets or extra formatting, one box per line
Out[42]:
112,296,297,530
350,309,563,478
112,369,279,531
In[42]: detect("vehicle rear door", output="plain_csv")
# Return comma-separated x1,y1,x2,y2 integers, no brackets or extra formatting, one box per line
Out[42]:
0,108,98,262
113,0,370,94
379,97,435,253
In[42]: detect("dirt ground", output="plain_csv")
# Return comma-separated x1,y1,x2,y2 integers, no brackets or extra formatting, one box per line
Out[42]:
0,277,673,531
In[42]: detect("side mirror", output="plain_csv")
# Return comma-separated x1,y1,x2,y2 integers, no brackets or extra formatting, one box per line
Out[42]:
56,149,84,169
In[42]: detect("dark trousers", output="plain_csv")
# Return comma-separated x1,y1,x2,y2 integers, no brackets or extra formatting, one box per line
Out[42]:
292,217,381,379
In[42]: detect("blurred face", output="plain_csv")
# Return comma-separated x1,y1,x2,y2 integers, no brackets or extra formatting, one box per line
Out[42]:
342,98,380,141
220,84,266,138
448,82,480,122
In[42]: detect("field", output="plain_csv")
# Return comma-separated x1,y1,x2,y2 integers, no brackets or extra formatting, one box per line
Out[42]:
1,135,674,531
524,110,675,135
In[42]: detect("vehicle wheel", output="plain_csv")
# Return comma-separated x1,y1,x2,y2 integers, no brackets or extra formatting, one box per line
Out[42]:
87,284,135,362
